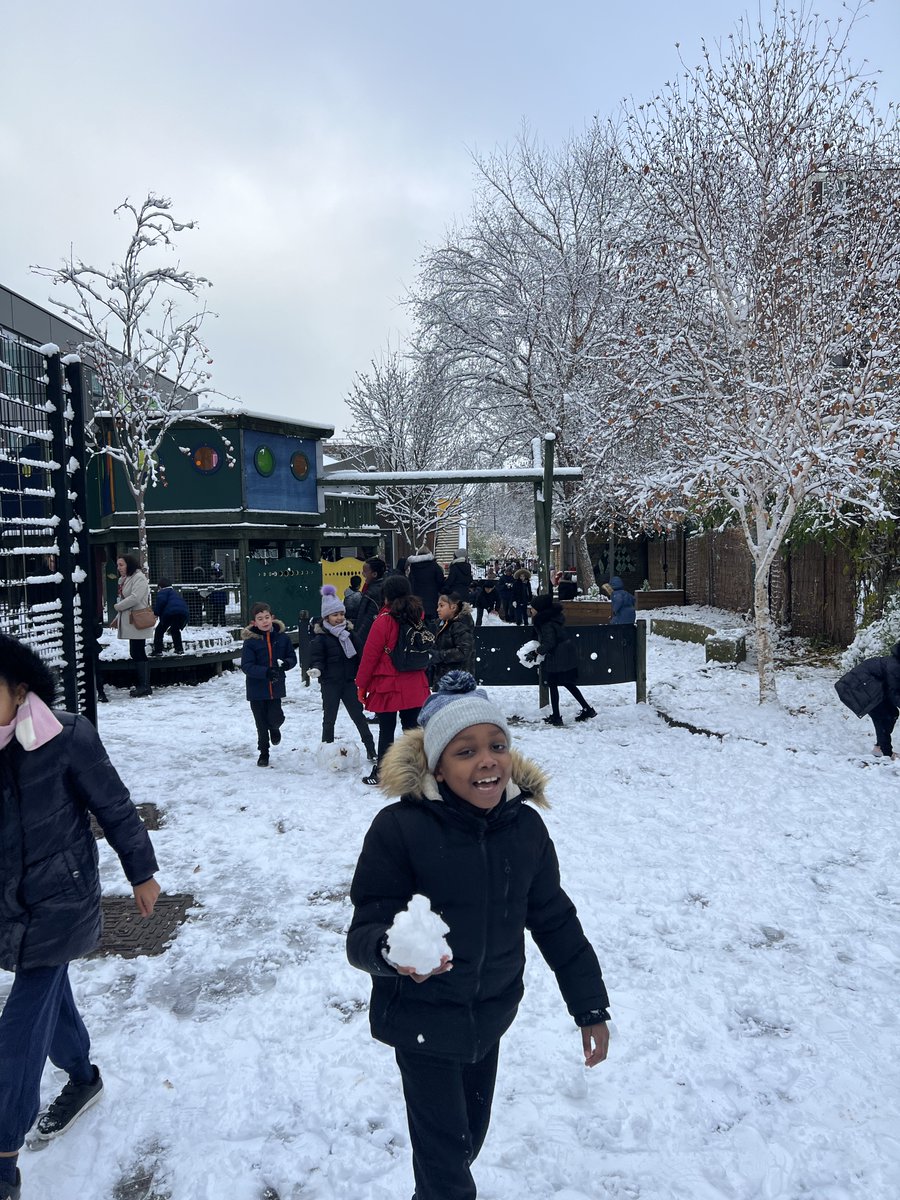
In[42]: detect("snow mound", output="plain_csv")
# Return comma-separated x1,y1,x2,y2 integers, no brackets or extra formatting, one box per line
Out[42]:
386,894,452,975
315,741,361,772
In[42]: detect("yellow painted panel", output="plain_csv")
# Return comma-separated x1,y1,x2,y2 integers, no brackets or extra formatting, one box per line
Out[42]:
321,557,364,593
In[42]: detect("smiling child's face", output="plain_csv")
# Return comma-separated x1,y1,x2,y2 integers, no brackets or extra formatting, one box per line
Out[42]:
434,723,512,811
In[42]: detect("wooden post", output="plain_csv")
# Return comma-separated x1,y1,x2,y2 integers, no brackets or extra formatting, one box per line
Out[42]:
635,619,647,703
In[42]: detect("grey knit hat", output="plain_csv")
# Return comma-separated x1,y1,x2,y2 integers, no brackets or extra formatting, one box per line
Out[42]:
418,671,511,771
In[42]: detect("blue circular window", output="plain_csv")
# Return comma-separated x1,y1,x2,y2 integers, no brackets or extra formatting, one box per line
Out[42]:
254,445,275,477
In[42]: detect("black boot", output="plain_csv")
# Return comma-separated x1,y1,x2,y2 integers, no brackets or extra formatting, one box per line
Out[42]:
129,660,152,698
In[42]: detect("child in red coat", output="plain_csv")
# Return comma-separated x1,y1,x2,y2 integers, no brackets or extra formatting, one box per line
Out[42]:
355,575,430,785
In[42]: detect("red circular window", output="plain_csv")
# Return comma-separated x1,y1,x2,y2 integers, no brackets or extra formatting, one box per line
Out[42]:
290,451,310,481
192,445,220,474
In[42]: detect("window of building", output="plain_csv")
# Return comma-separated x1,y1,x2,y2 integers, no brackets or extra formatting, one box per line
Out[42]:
290,451,310,481
192,445,220,474
254,445,275,477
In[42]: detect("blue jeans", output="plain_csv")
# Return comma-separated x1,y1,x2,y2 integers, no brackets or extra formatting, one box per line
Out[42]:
0,965,92,1151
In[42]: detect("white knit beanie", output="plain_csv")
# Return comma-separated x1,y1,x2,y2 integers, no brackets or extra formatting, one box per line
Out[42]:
418,671,511,771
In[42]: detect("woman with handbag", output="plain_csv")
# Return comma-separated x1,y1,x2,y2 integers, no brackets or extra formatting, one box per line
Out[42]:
355,575,431,786
112,555,155,698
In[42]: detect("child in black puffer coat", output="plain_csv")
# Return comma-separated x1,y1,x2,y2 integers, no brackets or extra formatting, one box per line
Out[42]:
431,592,476,687
347,671,610,1200
0,635,160,1200
529,594,596,726
308,587,376,760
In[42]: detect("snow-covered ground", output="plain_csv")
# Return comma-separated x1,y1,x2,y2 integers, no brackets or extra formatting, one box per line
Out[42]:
9,615,900,1199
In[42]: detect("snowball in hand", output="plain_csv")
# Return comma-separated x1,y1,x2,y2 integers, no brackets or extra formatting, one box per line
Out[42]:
517,639,543,668
387,894,452,974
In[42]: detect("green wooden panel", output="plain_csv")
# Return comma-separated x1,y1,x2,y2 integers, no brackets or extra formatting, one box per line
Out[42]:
245,557,320,629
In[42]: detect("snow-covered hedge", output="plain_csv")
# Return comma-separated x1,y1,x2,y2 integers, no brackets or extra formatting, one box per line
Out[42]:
841,592,900,670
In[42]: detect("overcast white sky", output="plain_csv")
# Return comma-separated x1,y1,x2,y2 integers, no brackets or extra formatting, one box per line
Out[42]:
2,1,898,434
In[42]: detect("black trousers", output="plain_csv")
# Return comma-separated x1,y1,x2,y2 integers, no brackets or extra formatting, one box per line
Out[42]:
128,638,147,663
869,699,899,756
153,614,187,653
376,707,420,762
395,1042,500,1200
549,682,589,718
249,698,285,752
321,681,376,751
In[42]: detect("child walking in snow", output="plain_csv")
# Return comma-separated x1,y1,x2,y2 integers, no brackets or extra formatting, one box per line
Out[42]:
528,594,597,726
0,635,160,1200
347,671,610,1200
308,586,377,762
240,601,297,767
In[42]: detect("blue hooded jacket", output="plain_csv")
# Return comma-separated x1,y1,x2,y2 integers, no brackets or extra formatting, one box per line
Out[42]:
610,577,636,625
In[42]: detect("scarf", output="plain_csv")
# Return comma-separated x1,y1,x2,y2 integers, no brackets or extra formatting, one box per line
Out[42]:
0,693,64,752
325,619,356,659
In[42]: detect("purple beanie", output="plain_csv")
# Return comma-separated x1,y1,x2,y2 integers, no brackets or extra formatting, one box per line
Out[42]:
320,584,345,618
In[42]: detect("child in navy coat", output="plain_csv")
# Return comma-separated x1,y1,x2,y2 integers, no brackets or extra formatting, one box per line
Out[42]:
240,601,297,767
308,586,376,760
151,577,189,656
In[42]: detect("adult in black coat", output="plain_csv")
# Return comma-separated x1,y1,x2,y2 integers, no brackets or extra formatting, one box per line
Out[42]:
556,573,579,602
529,594,596,726
347,680,609,1198
0,635,159,1191
406,547,446,623
354,557,388,647
496,567,516,621
445,550,474,604
835,643,900,757
511,568,533,624
431,596,476,686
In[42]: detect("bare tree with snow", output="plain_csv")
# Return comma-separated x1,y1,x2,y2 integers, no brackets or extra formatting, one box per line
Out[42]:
413,123,636,592
344,349,474,551
620,2,900,701
33,194,229,570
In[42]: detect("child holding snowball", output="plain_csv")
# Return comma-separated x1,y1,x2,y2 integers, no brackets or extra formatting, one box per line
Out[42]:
307,586,377,761
347,670,610,1200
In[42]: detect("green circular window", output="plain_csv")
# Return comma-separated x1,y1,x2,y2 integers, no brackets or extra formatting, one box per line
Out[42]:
290,451,310,481
254,445,275,477
192,445,220,474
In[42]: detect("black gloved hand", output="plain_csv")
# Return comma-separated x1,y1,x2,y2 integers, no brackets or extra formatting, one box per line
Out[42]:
524,650,538,663
266,667,284,682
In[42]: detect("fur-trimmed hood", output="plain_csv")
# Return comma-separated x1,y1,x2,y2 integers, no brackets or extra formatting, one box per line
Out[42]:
406,551,436,565
441,602,473,622
513,568,531,582
378,727,550,808
241,618,287,640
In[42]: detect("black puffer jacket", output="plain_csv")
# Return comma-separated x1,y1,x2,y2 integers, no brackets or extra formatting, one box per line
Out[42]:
0,713,158,972
355,577,386,647
308,620,364,684
431,607,476,685
347,730,608,1063
406,553,446,622
446,557,474,602
835,646,900,717
532,604,579,684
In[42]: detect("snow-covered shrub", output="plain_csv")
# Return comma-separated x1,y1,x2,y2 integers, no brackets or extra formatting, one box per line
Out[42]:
841,592,900,670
